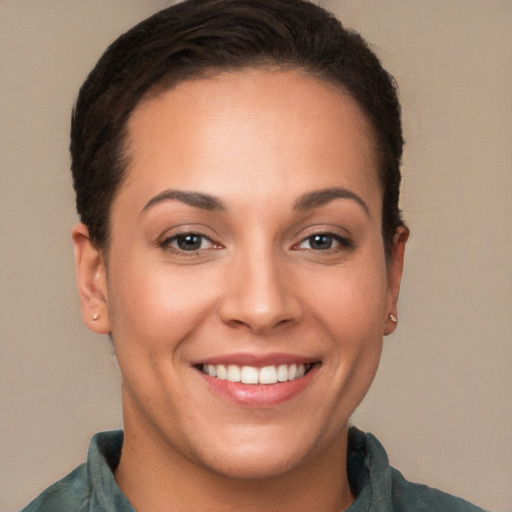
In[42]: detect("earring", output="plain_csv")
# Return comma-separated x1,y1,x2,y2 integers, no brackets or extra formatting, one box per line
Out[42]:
389,313,398,323
92,313,100,321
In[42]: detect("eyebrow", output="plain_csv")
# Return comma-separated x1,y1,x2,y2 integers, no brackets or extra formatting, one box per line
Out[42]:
141,189,226,213
293,187,370,216
141,186,369,216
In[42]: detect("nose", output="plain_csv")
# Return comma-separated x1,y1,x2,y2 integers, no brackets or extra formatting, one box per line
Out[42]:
219,248,302,334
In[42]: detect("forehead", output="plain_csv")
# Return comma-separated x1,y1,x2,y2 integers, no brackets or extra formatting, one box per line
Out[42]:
120,69,381,211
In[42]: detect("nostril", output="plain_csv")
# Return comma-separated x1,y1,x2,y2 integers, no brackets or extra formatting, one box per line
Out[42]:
218,266,303,333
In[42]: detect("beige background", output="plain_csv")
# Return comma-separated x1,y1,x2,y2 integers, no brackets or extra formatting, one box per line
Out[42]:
1,1,510,510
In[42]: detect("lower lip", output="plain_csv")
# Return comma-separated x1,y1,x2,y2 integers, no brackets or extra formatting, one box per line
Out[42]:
198,365,319,407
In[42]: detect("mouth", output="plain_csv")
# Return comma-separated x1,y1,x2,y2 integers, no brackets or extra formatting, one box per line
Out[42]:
194,354,320,406
199,362,314,385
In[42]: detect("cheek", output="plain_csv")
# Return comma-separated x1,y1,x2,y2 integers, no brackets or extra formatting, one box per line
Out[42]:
107,259,221,350
307,258,388,333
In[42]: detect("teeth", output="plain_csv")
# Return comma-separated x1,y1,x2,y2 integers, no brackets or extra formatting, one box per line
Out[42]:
201,363,311,384
260,365,278,384
226,365,241,382
241,366,259,384
216,364,227,380
277,364,289,382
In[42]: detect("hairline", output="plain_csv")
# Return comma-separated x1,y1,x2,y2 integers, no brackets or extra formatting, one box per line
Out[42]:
98,64,394,258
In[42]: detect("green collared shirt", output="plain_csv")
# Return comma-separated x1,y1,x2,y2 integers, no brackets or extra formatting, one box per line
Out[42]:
21,428,489,511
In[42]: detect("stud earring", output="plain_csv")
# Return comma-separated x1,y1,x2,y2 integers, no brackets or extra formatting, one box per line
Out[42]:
92,313,100,321
389,313,398,323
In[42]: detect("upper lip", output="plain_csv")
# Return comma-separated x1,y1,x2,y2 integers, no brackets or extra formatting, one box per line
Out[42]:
191,352,318,367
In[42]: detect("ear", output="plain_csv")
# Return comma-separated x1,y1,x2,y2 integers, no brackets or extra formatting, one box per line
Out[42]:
72,223,111,334
384,225,409,336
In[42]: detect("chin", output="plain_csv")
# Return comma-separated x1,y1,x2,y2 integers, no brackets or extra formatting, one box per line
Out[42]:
187,422,340,481
201,442,309,481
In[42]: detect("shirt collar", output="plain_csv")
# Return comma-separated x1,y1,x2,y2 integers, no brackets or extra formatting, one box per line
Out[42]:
86,427,393,511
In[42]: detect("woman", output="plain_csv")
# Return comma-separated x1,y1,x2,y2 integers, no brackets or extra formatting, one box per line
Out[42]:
20,0,490,510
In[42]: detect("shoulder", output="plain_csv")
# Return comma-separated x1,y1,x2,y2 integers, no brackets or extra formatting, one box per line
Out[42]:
20,430,131,512
347,428,491,512
20,463,90,512
389,466,490,512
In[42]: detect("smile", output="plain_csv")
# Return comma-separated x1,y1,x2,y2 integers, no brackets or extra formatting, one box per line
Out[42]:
201,363,313,385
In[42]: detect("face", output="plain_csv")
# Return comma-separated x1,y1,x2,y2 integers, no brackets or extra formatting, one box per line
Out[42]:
74,69,406,480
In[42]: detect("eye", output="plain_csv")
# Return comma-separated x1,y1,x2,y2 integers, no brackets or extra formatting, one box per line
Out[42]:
296,233,352,251
162,233,216,252
304,234,335,250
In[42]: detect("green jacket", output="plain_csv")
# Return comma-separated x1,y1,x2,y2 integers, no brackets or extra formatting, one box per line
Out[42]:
21,428,490,511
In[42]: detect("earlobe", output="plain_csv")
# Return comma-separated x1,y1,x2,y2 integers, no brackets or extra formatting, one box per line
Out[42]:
384,225,409,336
71,223,111,335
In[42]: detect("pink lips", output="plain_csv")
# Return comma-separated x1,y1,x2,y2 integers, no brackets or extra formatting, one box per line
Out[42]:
194,353,319,407
196,352,315,367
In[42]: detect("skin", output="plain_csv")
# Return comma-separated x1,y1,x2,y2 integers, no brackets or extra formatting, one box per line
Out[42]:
73,68,408,511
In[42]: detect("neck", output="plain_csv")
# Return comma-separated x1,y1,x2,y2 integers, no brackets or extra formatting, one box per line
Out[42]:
115,400,354,512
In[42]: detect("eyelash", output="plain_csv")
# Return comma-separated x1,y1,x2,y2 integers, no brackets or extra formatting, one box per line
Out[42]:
294,232,354,252
160,231,353,254
160,232,219,253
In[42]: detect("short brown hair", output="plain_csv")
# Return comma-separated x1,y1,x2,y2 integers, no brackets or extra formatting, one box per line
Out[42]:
71,0,404,255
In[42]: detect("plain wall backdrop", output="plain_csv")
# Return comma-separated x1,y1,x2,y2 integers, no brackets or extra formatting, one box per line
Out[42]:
1,1,510,510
